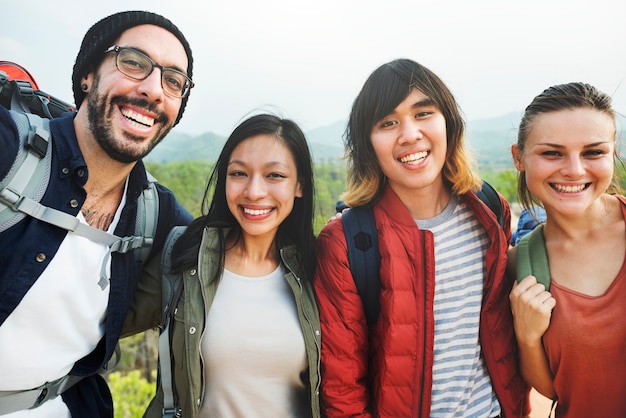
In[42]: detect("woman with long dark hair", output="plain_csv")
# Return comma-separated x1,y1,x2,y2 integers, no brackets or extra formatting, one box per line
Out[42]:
126,113,320,417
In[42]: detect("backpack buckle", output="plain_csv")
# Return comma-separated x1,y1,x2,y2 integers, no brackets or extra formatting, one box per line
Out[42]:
0,187,22,210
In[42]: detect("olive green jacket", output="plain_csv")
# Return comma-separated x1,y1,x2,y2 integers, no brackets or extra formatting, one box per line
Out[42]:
123,227,322,418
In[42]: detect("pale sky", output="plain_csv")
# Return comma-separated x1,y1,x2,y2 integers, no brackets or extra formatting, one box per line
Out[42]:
2,0,625,136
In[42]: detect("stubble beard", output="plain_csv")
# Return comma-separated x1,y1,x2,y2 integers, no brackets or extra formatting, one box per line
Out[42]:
86,77,173,164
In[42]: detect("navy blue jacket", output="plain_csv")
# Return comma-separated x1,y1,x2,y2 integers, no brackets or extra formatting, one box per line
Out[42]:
0,106,193,416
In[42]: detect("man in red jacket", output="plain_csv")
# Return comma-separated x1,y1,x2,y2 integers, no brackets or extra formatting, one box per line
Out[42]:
314,58,530,417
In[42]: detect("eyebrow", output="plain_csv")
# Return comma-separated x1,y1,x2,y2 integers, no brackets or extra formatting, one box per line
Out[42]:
228,160,291,169
385,98,437,118
539,140,611,148
411,98,437,108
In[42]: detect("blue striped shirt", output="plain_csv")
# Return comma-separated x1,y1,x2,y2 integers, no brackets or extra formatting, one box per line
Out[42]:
416,195,501,417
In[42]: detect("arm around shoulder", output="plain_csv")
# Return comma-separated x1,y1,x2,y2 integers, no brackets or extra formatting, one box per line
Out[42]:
121,249,163,337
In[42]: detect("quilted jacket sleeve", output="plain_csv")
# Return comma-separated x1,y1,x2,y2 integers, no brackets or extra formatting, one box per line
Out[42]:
314,218,373,418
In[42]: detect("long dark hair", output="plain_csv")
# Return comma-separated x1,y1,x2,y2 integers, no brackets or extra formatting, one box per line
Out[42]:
171,113,317,277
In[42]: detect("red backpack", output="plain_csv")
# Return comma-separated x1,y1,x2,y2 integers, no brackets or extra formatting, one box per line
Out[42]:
0,60,75,118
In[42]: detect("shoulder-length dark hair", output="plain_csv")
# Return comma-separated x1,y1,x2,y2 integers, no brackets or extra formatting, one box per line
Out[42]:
342,58,480,207
171,113,317,276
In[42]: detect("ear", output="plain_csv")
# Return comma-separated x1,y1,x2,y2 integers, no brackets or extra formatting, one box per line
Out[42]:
82,74,93,86
80,74,94,98
295,179,303,198
511,144,524,172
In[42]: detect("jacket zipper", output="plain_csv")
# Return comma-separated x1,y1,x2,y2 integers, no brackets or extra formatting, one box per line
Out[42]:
418,229,429,416
194,232,211,412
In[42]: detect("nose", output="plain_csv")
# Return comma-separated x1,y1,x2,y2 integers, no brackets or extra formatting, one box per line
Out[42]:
244,174,267,200
399,119,423,144
562,154,585,178
137,67,164,102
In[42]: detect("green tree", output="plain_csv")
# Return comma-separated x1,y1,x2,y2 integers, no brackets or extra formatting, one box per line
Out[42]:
482,169,518,203
313,160,347,233
146,160,213,217
108,370,156,418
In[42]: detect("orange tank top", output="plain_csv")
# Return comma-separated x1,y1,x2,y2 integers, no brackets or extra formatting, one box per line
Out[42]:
542,203,626,417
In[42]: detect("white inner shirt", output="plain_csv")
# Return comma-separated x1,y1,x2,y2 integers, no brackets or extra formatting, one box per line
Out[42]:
199,265,308,418
0,182,127,417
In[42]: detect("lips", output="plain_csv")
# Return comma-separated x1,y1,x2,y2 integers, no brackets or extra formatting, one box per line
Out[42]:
121,107,155,127
242,207,273,216
551,183,588,193
399,150,428,164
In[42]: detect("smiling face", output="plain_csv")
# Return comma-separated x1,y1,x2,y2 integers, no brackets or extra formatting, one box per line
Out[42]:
370,88,448,202
84,24,188,163
512,108,616,216
225,134,303,241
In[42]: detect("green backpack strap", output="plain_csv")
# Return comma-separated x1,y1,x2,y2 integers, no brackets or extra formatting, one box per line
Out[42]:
515,224,551,290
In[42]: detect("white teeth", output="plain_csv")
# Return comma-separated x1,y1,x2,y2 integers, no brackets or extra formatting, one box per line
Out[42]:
243,208,272,216
553,184,586,193
121,108,154,127
400,151,428,164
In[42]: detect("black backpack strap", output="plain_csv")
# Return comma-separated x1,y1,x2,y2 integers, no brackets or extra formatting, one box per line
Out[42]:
341,206,380,325
515,224,551,290
476,180,505,228
340,180,503,327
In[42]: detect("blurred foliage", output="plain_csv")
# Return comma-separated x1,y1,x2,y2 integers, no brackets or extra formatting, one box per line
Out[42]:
146,160,212,218
481,168,518,203
313,159,348,233
108,370,156,418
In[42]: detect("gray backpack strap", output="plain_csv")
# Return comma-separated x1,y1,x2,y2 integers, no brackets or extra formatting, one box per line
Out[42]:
0,374,84,415
1,112,156,262
158,226,186,418
0,111,51,231
135,172,159,263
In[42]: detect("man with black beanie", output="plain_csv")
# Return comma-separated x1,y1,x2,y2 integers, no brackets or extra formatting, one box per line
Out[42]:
0,10,195,417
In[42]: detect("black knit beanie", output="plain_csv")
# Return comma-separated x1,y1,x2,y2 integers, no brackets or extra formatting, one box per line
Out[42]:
72,10,194,126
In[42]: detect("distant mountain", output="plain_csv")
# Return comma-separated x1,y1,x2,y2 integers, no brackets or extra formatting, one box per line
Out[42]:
146,131,226,164
468,112,522,132
306,120,345,147
146,112,625,170
146,120,347,164
466,112,521,170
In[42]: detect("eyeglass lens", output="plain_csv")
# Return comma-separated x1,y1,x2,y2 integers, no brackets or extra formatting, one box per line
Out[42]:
116,47,191,97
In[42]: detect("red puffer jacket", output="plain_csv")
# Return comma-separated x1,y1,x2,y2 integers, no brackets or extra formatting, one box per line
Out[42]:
314,186,530,417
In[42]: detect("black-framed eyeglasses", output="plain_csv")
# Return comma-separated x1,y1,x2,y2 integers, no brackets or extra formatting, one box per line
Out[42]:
105,46,194,98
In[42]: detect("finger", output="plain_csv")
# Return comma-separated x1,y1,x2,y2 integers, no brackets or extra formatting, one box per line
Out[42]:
518,275,539,289
538,293,556,311
511,275,538,297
